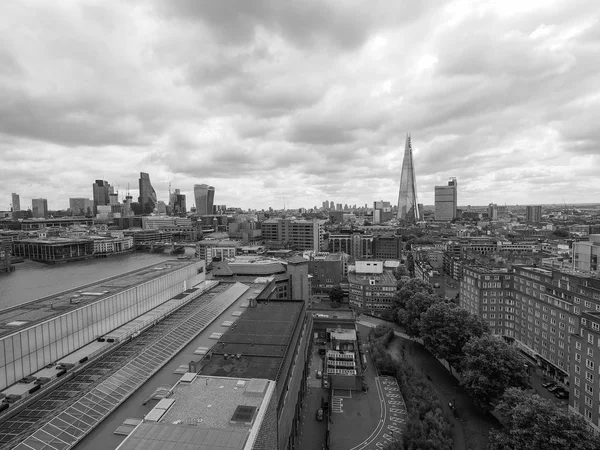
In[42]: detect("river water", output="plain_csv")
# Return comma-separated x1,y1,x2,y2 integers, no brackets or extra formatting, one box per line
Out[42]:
0,251,192,310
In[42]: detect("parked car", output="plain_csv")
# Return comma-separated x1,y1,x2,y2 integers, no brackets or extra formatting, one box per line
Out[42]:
547,385,562,393
544,383,557,391
555,390,569,399
316,370,322,379
323,378,329,389
316,408,324,421
541,381,555,388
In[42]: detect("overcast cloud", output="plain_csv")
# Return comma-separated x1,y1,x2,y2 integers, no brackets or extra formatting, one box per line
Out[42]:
0,0,598,211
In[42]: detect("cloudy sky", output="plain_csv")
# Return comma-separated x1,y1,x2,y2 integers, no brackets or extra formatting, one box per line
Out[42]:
0,0,599,212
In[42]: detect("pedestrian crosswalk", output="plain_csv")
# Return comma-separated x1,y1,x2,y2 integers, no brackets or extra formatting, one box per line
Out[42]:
332,396,344,413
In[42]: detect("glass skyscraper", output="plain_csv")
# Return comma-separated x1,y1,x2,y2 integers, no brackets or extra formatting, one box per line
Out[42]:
138,172,157,214
194,184,215,215
396,133,420,221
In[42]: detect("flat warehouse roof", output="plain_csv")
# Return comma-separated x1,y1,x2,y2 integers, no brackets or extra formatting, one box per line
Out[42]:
0,260,201,339
200,301,304,381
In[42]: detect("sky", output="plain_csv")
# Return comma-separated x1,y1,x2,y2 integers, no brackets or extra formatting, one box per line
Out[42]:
0,0,599,212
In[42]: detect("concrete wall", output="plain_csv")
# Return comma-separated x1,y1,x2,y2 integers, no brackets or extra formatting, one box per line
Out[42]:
0,261,205,391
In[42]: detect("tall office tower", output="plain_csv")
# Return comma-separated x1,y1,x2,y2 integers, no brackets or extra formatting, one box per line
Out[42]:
92,180,113,215
434,177,458,221
396,133,420,221
11,193,20,212
373,201,392,224
31,198,48,218
193,184,215,215
138,172,157,214
488,203,498,221
526,205,542,223
123,195,133,217
322,201,328,210
207,185,215,214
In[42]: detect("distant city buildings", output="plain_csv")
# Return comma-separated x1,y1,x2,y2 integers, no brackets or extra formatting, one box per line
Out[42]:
69,198,93,216
373,201,393,224
169,188,187,214
138,172,157,214
397,133,420,221
11,193,20,212
262,218,325,252
526,205,542,223
92,180,113,216
193,184,215,215
435,177,458,221
31,198,48,218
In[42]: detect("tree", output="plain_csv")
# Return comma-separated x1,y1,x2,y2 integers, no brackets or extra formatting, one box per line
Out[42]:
329,286,344,305
397,292,440,337
460,335,529,410
419,302,488,369
392,264,409,280
489,388,600,450
392,278,433,310
406,252,415,275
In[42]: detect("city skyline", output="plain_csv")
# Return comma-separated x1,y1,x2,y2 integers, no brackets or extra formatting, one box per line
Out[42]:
1,1,599,211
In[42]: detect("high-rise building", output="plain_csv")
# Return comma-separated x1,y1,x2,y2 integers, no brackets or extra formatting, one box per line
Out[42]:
526,205,542,223
572,235,600,273
69,198,93,216
434,177,458,221
11,193,20,212
193,184,215,215
92,180,113,215
396,133,420,221
31,198,48,218
261,218,326,252
460,264,600,433
138,172,157,214
488,203,498,221
373,201,393,224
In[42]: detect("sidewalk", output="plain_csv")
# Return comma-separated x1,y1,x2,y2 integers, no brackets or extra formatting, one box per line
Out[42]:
387,337,500,450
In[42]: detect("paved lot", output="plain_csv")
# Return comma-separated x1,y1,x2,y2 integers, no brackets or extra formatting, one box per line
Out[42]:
298,343,327,450
327,325,407,450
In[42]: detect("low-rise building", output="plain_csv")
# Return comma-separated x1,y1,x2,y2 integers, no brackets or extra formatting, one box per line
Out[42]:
196,239,241,265
348,261,396,312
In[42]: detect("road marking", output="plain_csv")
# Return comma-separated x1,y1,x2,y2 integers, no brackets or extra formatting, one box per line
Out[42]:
332,397,344,413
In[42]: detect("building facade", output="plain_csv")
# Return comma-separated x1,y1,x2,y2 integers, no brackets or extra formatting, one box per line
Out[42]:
397,133,420,221
193,184,215,215
262,218,325,252
11,193,20,212
92,180,113,215
461,263,600,433
434,178,457,221
573,235,600,274
138,172,157,214
69,198,93,216
31,198,48,218
329,232,374,259
526,205,542,223
348,261,396,312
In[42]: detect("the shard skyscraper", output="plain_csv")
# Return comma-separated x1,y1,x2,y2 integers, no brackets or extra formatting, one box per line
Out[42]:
396,133,420,221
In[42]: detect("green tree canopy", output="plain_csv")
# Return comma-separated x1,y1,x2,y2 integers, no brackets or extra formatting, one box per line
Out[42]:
489,388,600,450
397,292,440,337
460,335,529,410
329,286,344,303
392,278,433,310
392,264,409,280
419,302,488,368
